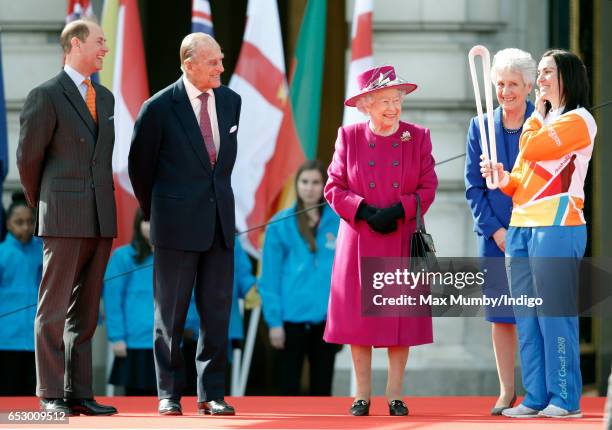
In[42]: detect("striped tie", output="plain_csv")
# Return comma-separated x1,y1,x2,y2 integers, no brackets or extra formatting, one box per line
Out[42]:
84,78,97,123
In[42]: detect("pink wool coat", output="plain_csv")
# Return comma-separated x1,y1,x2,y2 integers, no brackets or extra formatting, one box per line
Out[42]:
323,121,437,346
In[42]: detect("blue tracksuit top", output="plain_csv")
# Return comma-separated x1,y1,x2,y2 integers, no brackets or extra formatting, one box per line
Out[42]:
228,239,256,341
0,233,42,351
258,204,340,328
103,244,199,348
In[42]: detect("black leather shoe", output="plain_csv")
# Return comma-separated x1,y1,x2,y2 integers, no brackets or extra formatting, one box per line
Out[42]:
158,398,182,416
389,399,408,416
198,399,235,415
490,393,517,416
39,398,71,415
65,399,117,416
349,399,370,416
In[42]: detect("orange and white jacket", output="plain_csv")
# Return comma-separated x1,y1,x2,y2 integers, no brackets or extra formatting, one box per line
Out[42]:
500,106,597,227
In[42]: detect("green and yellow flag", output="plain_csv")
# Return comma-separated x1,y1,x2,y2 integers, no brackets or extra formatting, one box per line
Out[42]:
289,0,327,160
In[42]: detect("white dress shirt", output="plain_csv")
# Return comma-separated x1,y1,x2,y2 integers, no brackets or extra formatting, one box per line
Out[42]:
63,65,90,101
182,75,221,153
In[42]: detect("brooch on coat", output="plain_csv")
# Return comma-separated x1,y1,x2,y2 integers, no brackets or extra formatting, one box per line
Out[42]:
401,131,412,142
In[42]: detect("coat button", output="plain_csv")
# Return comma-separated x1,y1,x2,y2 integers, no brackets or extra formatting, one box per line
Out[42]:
369,182,376,189
369,160,375,167
392,182,399,188
209,197,215,203
79,138,85,143
392,142,399,148
368,142,375,148
393,160,399,166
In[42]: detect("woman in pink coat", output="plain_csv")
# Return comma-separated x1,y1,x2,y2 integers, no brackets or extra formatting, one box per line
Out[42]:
324,65,437,416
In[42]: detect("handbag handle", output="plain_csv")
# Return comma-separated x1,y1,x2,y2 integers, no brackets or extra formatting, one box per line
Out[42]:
415,193,426,233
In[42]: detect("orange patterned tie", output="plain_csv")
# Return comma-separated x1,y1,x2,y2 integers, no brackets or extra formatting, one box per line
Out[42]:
84,78,97,123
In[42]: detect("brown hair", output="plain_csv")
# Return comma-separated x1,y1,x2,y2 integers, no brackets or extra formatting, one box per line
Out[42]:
295,160,327,253
60,19,95,54
541,49,590,115
131,208,152,264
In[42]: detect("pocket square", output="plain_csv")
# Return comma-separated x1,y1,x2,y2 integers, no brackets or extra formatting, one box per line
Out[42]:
229,125,238,133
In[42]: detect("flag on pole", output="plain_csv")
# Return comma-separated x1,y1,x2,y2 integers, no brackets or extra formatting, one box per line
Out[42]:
343,0,373,126
101,0,149,248
192,0,214,35
289,0,326,160
99,0,119,89
229,0,305,254
0,37,9,231
66,0,94,22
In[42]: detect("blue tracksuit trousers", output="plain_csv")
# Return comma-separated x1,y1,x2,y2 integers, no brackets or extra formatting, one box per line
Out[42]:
505,225,585,412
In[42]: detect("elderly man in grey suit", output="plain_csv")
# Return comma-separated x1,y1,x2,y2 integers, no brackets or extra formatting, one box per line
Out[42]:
17,19,117,416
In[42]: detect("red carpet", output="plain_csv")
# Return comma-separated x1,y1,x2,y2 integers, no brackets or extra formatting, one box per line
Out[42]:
0,396,606,428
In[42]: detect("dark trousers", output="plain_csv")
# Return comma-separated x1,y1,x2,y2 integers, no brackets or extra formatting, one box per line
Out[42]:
0,351,36,396
277,322,337,396
35,237,112,399
153,220,233,402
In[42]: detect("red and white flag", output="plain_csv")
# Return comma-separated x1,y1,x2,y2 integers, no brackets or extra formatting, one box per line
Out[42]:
109,0,149,247
343,0,374,126
229,0,304,254
66,0,94,22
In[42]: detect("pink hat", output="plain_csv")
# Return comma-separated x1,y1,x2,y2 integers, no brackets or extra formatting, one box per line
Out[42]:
344,65,417,107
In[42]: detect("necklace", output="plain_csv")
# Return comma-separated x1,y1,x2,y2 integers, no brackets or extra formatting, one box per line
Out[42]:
502,124,522,134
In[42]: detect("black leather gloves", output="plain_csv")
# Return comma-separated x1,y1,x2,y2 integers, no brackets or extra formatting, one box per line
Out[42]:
355,203,378,221
356,202,405,234
366,203,405,234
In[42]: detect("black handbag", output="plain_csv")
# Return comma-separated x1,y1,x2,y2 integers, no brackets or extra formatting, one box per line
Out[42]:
409,194,438,272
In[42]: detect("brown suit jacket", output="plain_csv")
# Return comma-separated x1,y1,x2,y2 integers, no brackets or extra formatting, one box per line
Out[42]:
17,71,117,238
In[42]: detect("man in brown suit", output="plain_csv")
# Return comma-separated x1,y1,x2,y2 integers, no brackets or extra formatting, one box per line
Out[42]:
17,19,117,416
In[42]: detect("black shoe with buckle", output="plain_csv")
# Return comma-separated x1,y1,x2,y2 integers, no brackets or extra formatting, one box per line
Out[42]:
349,399,370,416
158,398,182,415
39,398,71,415
65,398,117,416
389,399,408,416
198,399,235,416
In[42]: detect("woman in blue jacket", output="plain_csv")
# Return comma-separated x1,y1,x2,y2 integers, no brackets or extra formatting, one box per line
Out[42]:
103,209,200,395
0,197,42,395
259,160,341,396
465,48,536,414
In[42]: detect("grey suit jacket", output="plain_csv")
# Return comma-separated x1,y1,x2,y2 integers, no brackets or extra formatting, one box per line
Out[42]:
17,71,117,238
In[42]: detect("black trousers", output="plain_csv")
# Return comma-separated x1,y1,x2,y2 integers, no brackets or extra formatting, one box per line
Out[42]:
276,322,337,396
0,351,36,396
153,219,233,402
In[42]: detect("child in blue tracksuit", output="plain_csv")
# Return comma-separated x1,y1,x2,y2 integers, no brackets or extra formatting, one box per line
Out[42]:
103,209,199,395
258,160,340,396
0,198,42,395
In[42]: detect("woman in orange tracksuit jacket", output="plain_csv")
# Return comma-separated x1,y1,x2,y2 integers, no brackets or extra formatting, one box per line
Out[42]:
483,49,596,419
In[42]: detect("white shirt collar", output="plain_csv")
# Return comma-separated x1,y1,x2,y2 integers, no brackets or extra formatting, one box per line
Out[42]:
182,75,214,101
64,64,88,88
544,105,566,125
